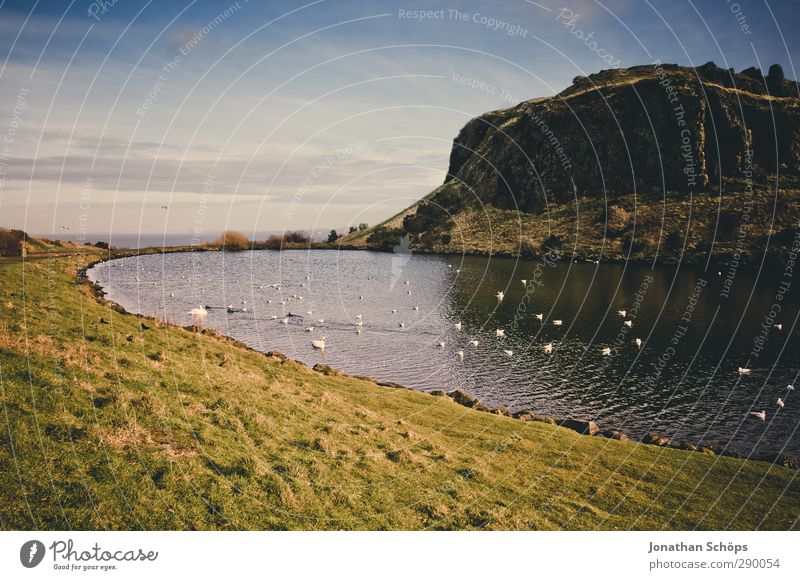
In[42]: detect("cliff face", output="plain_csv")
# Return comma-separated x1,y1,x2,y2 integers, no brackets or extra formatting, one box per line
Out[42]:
345,62,800,262
439,62,799,213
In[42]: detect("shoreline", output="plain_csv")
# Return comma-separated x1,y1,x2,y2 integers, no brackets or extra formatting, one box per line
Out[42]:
83,248,798,471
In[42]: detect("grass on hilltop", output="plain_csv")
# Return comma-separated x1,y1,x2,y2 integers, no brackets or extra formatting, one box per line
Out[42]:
0,253,798,530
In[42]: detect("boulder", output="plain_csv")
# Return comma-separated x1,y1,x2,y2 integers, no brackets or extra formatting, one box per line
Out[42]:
775,452,799,469
642,433,671,447
312,363,342,376
557,419,599,436
599,430,630,442
447,390,480,408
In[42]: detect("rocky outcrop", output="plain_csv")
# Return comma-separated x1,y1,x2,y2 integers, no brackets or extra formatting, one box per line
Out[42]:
407,62,800,221
470,62,793,199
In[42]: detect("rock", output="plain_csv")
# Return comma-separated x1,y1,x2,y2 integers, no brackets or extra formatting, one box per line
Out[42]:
599,430,630,442
446,390,480,408
775,452,798,469
557,419,600,436
700,447,716,456
265,351,288,362
312,363,342,376
642,433,671,447
676,442,698,452
767,64,786,97
429,390,447,397
391,62,800,244
376,381,405,389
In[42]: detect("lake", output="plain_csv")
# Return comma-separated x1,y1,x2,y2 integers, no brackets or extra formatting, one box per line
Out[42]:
89,249,800,458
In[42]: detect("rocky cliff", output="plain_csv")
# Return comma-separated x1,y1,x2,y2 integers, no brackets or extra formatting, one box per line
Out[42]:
350,62,800,262
443,62,799,211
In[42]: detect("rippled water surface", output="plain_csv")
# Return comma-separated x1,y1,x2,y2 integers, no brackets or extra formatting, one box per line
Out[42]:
89,249,800,457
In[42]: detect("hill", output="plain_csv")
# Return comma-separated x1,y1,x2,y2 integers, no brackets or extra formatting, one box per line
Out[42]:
0,253,798,529
345,62,800,263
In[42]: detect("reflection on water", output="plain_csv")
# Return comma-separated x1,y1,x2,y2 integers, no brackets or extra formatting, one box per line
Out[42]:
89,249,800,458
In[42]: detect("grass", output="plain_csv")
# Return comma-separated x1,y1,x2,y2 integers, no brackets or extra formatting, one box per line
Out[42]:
0,252,798,530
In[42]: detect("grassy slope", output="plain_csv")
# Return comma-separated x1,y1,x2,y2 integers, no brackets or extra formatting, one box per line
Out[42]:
343,180,800,263
0,254,798,530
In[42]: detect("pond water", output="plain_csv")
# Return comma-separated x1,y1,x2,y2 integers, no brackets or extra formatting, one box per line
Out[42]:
89,249,800,458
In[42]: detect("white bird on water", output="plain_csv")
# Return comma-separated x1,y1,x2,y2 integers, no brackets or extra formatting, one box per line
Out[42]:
521,279,527,286
503,350,513,357
496,291,505,303
635,338,643,348
777,398,785,410
312,336,326,351
188,305,208,323
399,322,405,328
788,385,796,392
738,367,751,375
602,347,612,356
535,313,543,321
356,328,362,334
775,324,783,330
457,350,464,360
617,310,627,317
469,340,479,347
270,315,278,320
624,320,633,328
438,341,446,348
454,322,462,331
553,320,563,326
412,306,419,311
281,318,289,325
391,309,397,313
496,329,506,337
316,319,325,324
305,326,314,332
355,314,362,320
543,342,553,354
750,410,766,421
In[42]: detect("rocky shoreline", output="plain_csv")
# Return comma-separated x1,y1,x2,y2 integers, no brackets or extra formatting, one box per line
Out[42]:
81,253,798,474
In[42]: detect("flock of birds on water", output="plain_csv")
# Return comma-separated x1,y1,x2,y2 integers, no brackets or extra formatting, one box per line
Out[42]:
182,264,796,426
105,258,794,428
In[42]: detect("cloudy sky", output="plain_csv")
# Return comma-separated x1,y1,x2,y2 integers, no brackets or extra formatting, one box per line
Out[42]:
0,0,798,240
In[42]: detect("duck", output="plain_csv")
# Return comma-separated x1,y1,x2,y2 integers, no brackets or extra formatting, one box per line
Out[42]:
738,367,751,375
496,329,506,337
777,398,785,410
749,410,766,421
503,350,513,357
543,342,553,354
553,320,563,326
534,313,543,321
624,320,633,328
602,347,612,356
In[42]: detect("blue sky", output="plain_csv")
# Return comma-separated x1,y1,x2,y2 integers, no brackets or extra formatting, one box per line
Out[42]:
1,0,798,237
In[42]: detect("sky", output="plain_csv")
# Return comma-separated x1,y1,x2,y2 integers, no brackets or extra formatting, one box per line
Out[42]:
0,0,798,239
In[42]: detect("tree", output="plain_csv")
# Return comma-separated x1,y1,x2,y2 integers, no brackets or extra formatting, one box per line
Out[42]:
327,229,339,243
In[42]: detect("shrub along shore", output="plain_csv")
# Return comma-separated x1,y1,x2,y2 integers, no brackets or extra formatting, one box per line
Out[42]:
1,249,799,530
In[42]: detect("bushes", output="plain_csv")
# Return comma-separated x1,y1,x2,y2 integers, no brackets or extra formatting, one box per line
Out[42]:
259,231,311,250
211,231,251,251
0,228,27,256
